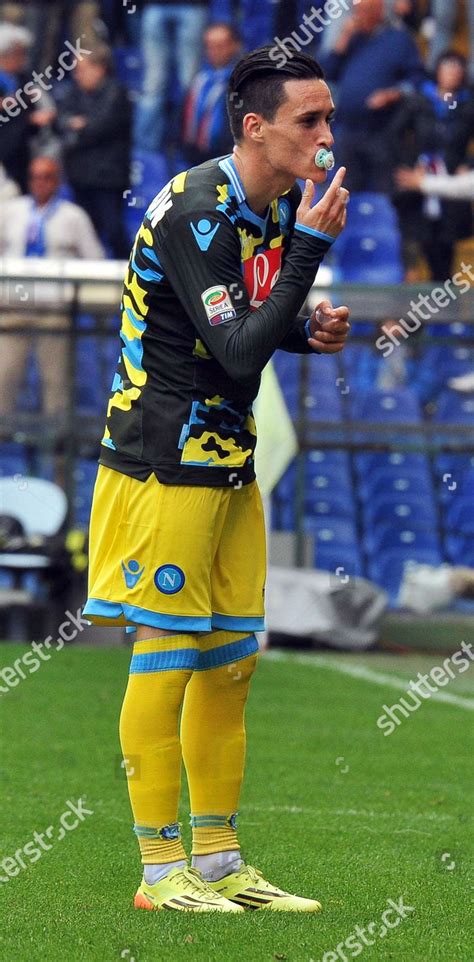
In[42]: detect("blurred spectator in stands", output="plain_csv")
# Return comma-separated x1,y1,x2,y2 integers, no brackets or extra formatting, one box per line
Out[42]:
182,21,240,167
0,23,34,190
428,0,474,84
134,0,208,153
0,1,102,72
0,156,104,420
390,51,474,281
396,164,474,202
0,22,60,188
318,0,424,191
400,562,474,613
319,0,420,57
352,317,445,406
57,44,131,259
0,161,19,200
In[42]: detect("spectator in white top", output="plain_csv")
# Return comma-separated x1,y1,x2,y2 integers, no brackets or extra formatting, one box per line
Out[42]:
0,155,104,418
0,161,19,201
395,165,474,202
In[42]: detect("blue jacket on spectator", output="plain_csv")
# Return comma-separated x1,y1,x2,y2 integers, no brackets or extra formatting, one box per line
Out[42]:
319,22,425,132
183,60,236,164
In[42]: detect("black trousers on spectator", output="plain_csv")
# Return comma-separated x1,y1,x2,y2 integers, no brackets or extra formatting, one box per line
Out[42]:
73,187,131,260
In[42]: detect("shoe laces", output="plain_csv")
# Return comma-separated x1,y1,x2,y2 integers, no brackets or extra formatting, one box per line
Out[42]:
239,865,286,894
238,865,263,884
178,868,223,899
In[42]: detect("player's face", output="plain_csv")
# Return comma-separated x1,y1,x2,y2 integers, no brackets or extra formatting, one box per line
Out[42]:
261,79,335,184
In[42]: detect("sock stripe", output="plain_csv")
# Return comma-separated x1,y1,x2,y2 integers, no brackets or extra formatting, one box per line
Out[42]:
190,813,237,828
129,648,199,674
195,635,258,671
134,822,181,839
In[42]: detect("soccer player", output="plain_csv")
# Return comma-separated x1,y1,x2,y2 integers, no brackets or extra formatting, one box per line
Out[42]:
84,46,350,913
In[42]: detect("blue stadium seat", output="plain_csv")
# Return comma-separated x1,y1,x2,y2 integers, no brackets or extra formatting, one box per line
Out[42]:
367,548,443,603
424,345,474,380
355,451,430,479
437,467,474,504
125,149,170,243
444,532,474,564
307,517,358,545
274,351,300,375
274,464,296,501
306,449,351,477
357,465,433,502
345,192,398,233
313,541,364,578
427,321,473,340
72,460,99,527
0,444,28,479
365,521,440,554
305,492,356,520
363,494,437,530
432,391,474,423
114,45,142,98
306,467,353,498
434,453,474,479
336,228,404,284
444,496,474,534
351,388,421,423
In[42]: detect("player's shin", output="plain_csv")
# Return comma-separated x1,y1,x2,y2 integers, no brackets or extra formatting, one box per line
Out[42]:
180,631,259,880
119,633,200,867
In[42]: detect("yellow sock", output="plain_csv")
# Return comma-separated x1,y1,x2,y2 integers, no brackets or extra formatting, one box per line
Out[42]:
119,633,199,864
180,631,259,855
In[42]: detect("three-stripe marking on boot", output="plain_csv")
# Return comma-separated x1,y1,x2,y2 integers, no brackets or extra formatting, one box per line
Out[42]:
163,895,222,909
231,888,287,907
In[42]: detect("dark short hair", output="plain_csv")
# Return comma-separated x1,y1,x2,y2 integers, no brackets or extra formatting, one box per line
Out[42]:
435,49,467,74
227,45,324,142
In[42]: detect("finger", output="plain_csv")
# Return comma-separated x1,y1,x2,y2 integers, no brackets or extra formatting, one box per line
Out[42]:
318,318,350,334
299,179,315,213
325,166,346,195
335,187,350,208
311,330,348,344
330,305,350,321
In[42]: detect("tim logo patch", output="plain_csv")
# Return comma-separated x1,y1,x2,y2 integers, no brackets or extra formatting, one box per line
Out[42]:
201,285,237,326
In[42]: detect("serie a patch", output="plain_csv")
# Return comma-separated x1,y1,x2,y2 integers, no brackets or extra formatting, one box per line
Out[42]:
201,285,237,326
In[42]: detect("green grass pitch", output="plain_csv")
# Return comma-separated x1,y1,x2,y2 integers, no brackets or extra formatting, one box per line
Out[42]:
1,644,472,962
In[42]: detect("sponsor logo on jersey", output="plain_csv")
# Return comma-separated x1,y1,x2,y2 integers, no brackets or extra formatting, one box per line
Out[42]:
154,564,186,594
201,285,237,325
243,248,282,309
190,218,221,251
121,559,145,589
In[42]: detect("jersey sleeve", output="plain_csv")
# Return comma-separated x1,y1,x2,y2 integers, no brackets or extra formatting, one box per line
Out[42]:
277,315,316,354
156,207,332,382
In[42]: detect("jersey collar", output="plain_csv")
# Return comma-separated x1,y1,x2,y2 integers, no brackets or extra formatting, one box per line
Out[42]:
218,155,270,233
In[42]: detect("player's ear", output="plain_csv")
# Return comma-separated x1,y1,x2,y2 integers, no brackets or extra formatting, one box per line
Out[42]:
242,112,265,144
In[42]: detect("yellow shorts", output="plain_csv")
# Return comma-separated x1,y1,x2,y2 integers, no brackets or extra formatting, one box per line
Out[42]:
83,466,266,633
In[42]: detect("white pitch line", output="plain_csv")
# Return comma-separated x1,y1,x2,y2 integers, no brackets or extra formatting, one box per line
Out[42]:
265,650,474,711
